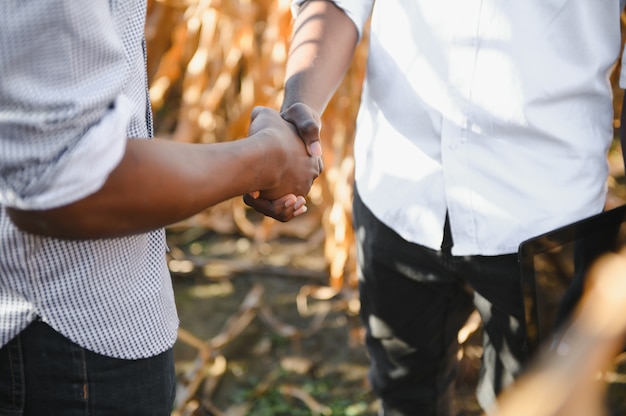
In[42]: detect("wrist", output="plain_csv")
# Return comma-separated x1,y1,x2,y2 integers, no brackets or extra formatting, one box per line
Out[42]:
246,129,286,193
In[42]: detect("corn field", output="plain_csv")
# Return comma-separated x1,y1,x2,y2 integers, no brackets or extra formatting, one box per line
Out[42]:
146,5,373,411
146,0,368,291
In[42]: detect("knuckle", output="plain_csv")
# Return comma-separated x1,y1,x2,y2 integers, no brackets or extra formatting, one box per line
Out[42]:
300,120,319,137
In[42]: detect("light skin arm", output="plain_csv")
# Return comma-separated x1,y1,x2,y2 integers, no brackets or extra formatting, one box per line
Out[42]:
7,106,321,239
244,0,359,217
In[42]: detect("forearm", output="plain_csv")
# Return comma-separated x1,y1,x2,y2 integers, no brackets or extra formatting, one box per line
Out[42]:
7,136,281,239
282,0,359,114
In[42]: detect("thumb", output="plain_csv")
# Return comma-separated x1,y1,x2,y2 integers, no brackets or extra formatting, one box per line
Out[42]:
281,103,322,157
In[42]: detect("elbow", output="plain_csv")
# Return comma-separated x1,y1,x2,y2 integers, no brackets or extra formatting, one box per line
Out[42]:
6,206,125,240
7,206,85,240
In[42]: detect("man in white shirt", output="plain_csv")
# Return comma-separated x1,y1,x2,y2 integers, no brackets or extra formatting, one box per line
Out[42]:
246,0,626,414
0,1,319,414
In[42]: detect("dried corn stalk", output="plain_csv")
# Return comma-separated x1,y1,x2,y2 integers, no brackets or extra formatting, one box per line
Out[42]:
145,0,368,289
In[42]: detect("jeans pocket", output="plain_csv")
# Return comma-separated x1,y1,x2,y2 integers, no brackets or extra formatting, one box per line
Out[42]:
0,333,25,416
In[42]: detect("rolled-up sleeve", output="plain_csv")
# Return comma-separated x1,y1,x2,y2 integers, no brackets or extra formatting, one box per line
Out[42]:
291,0,374,41
0,0,132,210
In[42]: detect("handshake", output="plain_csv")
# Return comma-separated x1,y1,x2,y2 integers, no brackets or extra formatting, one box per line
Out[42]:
243,103,325,223
4,103,324,240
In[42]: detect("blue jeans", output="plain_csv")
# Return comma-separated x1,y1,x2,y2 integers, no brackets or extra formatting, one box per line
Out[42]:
353,189,528,416
0,319,176,416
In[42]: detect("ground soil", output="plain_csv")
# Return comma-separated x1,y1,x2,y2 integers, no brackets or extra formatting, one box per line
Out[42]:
168,169,626,416
169,231,485,416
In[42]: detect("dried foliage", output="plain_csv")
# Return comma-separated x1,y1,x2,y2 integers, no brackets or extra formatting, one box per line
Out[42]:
145,4,371,412
145,3,626,415
145,0,367,289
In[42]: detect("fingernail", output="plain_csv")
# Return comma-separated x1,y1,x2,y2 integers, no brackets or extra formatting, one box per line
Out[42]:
294,205,308,216
309,141,322,157
284,198,296,208
294,196,305,209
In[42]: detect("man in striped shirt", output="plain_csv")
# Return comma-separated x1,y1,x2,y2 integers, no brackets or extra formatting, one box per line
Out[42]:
0,1,320,414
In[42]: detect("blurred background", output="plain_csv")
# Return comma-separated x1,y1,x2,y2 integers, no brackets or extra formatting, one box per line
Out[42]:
144,1,626,415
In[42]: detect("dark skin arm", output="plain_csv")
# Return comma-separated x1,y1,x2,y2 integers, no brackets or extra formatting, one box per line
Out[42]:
280,0,359,115
7,107,321,239
244,0,359,217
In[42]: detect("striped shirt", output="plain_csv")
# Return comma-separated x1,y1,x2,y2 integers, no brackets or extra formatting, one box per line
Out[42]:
0,0,179,359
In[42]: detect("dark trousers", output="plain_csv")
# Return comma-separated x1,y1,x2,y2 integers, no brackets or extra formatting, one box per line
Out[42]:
353,189,528,416
0,320,176,416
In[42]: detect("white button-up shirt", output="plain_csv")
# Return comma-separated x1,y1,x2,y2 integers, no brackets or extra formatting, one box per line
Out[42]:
296,0,626,255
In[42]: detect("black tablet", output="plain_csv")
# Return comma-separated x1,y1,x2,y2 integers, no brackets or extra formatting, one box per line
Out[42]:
517,204,626,355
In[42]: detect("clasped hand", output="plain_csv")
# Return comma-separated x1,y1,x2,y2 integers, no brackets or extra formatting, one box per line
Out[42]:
245,103,323,222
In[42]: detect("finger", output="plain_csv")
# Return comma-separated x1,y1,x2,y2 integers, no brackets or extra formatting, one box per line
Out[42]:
265,194,298,208
249,106,277,135
242,194,297,222
290,196,308,217
250,106,263,122
294,196,306,211
293,204,308,217
317,156,324,176
243,193,274,215
283,194,297,208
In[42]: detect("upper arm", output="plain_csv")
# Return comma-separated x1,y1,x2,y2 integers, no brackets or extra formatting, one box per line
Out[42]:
291,0,374,41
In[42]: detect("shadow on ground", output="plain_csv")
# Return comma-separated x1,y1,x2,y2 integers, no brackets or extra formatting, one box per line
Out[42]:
168,231,483,416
